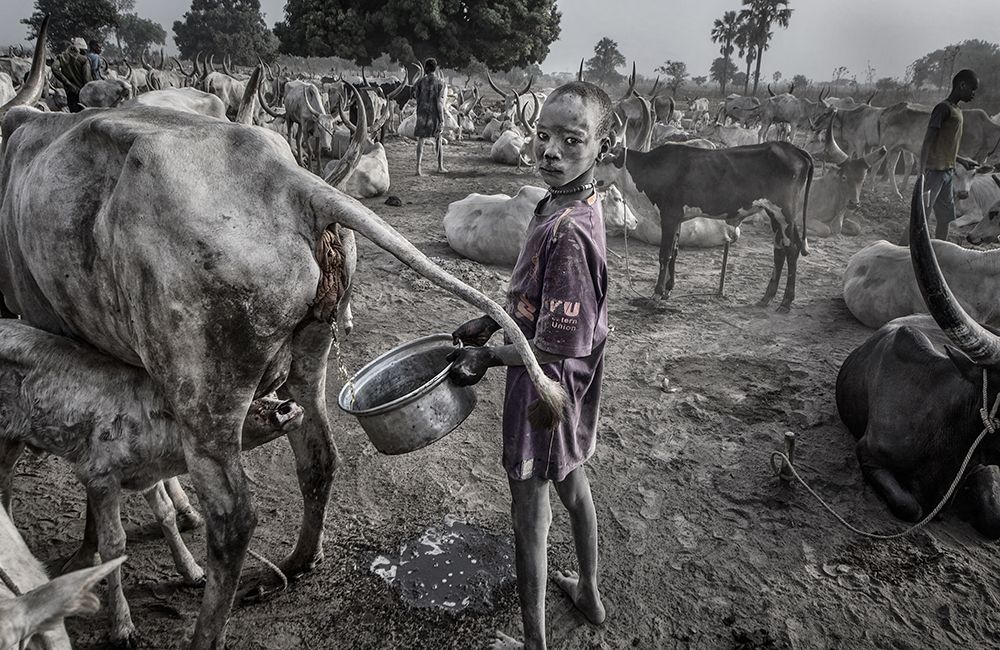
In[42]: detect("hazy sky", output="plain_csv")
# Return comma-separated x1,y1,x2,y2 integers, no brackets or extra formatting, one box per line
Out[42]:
2,0,998,82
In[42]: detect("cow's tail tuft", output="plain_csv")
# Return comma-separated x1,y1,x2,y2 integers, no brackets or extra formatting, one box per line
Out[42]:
801,152,814,256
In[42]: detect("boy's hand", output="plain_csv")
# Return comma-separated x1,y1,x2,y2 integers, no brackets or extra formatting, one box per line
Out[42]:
447,347,499,386
451,316,500,347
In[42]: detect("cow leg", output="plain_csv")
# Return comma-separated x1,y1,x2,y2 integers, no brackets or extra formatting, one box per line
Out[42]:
244,321,339,598
182,425,256,650
889,151,905,199
856,438,922,522
0,439,24,515
89,483,138,647
61,497,100,573
653,220,681,300
777,244,799,312
165,476,204,531
961,464,1000,539
143,481,205,586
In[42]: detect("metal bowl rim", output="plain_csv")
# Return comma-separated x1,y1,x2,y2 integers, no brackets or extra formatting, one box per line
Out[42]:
337,333,462,416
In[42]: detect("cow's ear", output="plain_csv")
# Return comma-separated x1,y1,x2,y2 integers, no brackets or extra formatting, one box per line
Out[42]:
944,346,981,384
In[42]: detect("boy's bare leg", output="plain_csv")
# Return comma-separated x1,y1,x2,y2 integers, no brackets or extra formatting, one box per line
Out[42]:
416,137,425,176
552,467,606,625
493,476,552,650
436,132,448,172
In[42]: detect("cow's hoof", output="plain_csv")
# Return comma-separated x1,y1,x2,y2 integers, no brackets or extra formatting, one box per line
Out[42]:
187,573,207,589
108,630,142,650
175,508,204,532
776,304,791,314
60,548,99,574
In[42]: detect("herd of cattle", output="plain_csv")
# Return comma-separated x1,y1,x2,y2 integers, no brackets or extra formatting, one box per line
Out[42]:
2,16,1000,649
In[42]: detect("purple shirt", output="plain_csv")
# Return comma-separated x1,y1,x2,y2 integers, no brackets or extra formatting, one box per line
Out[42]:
501,192,608,481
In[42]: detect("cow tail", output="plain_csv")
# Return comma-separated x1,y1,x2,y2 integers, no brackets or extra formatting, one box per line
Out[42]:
801,153,813,257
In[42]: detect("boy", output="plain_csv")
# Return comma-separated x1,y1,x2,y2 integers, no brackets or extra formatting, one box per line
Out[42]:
916,68,978,241
449,81,613,650
413,57,448,175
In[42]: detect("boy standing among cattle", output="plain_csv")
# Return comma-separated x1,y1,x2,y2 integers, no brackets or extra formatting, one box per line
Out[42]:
449,81,612,649
914,68,979,241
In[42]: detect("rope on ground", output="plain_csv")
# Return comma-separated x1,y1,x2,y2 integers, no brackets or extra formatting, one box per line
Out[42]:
771,368,1000,541
247,549,289,594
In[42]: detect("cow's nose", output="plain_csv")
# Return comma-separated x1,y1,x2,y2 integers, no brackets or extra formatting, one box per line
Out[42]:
957,191,970,200
848,200,860,209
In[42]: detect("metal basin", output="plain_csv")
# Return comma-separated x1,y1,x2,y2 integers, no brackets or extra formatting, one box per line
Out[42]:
338,334,477,455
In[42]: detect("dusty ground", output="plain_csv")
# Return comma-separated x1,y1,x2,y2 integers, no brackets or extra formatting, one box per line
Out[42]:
12,136,1000,649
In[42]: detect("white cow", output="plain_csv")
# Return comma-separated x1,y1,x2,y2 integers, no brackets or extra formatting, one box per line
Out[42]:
0,72,14,106
1,501,124,650
123,88,228,120
78,79,133,108
843,239,1000,328
322,144,390,199
956,172,1000,230
443,186,636,266
490,128,529,166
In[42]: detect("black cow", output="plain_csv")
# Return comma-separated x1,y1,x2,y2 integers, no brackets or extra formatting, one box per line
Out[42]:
594,140,814,311
836,179,1000,538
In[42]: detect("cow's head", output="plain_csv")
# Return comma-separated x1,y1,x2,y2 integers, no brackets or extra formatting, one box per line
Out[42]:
836,148,886,208
967,176,1000,244
599,184,638,232
954,156,982,202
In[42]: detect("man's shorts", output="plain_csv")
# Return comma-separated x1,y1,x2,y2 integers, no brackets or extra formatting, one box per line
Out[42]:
925,168,956,224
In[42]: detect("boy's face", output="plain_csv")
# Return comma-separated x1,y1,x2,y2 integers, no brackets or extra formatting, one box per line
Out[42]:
958,79,978,103
532,94,609,189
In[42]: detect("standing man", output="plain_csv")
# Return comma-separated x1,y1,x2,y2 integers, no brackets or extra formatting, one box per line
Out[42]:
87,40,104,81
414,57,448,175
915,68,978,241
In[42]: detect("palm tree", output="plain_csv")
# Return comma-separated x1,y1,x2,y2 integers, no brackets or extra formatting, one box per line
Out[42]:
710,10,741,95
735,19,756,95
740,0,792,96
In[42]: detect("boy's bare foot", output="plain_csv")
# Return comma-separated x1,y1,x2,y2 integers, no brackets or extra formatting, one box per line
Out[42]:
416,168,425,176
437,167,449,173
553,570,606,625
489,631,524,649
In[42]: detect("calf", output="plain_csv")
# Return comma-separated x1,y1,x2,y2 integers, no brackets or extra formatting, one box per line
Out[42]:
2,502,124,650
0,321,305,646
595,138,814,310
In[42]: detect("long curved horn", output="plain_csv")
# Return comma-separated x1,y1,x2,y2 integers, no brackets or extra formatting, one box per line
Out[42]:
767,83,775,97
256,78,284,118
0,14,49,121
909,177,1000,364
647,75,661,99
235,65,263,125
172,56,195,77
123,59,133,82
663,96,675,128
824,111,849,164
361,66,368,87
209,54,218,73
304,87,324,119
324,82,368,188
637,96,654,152
140,49,152,71
528,92,541,125
517,75,533,96
158,49,165,70
386,79,405,100
338,96,356,134
866,89,877,105
486,71,508,99
577,58,584,82
621,61,636,100
223,54,234,77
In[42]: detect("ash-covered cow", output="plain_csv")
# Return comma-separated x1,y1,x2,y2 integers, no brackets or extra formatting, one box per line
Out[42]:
0,45,563,650
837,180,1000,538
0,320,306,645
78,78,133,108
443,185,637,266
843,238,1000,328
1,502,124,650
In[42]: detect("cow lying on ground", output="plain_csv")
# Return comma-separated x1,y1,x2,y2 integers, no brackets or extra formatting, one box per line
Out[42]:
0,96,561,650
0,320,306,645
2,502,125,650
958,171,1000,235
837,180,1000,538
443,185,637,266
122,87,227,120
843,239,1000,329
